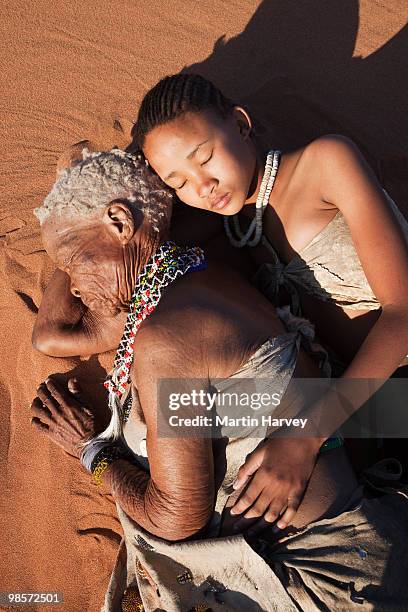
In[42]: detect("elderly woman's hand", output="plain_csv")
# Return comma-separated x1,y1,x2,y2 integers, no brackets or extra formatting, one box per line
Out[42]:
30,377,97,459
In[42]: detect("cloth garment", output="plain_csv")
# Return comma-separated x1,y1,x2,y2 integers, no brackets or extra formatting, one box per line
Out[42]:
103,487,408,611
253,190,408,314
100,311,408,611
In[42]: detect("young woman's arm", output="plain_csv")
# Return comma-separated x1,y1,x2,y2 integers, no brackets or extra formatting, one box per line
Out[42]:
230,137,408,530
32,268,127,357
316,134,408,378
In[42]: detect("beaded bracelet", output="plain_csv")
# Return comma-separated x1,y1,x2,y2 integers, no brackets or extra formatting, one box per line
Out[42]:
91,444,132,485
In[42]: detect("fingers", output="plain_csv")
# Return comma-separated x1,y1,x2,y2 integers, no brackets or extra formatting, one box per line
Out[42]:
30,414,76,457
32,376,95,426
243,498,293,538
67,377,84,401
230,471,303,531
30,416,50,433
243,490,270,520
44,377,75,407
228,494,289,536
233,446,265,491
230,478,262,516
276,496,302,529
30,376,96,459
31,397,53,423
245,499,288,535
68,378,94,417
243,489,288,526
265,501,287,524
36,383,61,414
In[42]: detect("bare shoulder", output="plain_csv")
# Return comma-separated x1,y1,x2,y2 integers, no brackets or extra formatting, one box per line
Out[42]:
305,134,367,170
306,134,377,182
280,135,364,197
302,134,382,204
131,309,206,386
128,308,209,430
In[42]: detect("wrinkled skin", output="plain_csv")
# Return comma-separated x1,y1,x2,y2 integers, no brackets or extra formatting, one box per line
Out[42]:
41,202,148,317
31,377,97,459
31,188,357,539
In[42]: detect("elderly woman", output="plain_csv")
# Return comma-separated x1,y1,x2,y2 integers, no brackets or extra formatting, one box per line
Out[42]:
31,150,408,611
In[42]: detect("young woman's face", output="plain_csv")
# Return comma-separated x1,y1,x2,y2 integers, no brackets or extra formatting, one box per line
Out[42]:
143,109,257,215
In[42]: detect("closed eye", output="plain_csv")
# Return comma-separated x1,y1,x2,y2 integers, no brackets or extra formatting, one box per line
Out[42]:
201,152,213,165
173,151,213,190
175,180,187,190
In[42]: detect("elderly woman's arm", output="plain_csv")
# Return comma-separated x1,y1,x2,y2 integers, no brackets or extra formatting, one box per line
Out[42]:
102,438,214,541
102,335,215,541
32,321,215,540
32,268,127,356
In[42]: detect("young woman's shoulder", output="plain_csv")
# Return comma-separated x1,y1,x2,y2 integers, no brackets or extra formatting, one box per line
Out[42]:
287,135,366,193
304,134,363,166
302,134,376,200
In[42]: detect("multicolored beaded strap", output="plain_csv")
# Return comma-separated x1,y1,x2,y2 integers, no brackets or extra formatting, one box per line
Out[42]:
100,241,206,440
91,444,132,484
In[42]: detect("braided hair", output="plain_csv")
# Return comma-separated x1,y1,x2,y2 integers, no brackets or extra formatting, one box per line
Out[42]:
130,73,235,151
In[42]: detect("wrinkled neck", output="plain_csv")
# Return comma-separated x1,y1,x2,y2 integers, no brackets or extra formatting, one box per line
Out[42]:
126,230,163,294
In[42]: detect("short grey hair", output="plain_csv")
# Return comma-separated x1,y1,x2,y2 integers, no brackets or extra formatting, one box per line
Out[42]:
34,148,173,235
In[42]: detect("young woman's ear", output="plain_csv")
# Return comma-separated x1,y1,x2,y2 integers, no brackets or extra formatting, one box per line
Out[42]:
233,106,252,140
103,201,138,244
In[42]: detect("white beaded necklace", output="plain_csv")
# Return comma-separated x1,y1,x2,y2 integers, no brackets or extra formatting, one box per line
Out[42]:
223,149,281,248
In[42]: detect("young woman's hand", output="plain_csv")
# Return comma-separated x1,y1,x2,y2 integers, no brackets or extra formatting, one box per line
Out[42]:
230,437,321,533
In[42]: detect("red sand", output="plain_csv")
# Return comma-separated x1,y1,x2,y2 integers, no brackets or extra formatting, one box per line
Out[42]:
1,2,407,610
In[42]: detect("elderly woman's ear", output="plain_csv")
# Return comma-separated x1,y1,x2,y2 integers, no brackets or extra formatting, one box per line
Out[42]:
103,201,140,244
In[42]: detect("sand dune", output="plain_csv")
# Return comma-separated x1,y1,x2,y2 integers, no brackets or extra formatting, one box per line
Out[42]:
1,1,407,610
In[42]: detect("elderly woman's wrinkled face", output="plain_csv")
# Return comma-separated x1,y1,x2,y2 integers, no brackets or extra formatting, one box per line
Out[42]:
42,210,135,317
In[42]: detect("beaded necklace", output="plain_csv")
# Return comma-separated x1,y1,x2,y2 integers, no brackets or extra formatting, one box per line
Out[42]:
102,241,206,439
224,149,281,248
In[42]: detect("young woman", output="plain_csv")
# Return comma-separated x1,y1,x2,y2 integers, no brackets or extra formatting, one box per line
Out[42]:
127,72,408,515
